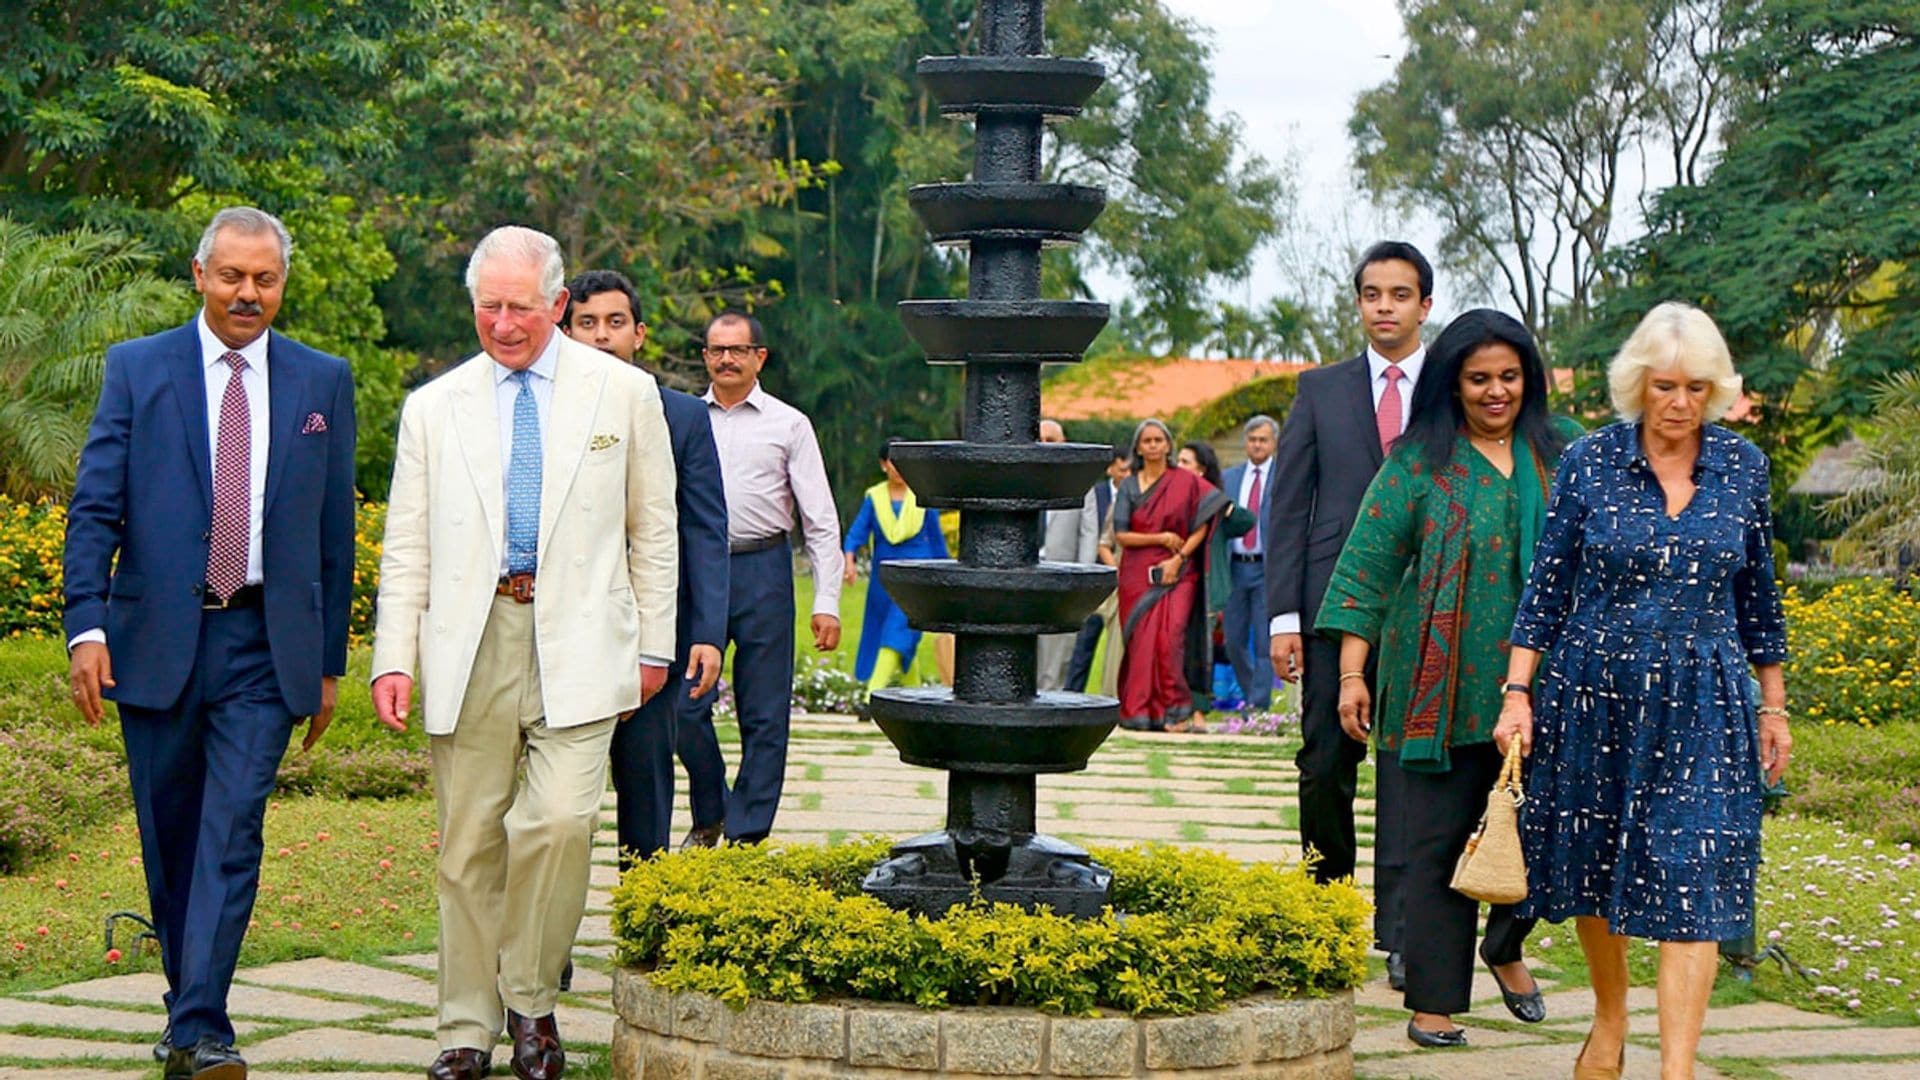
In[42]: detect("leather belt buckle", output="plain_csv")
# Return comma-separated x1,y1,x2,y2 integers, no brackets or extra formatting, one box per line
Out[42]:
202,584,262,610
497,573,536,603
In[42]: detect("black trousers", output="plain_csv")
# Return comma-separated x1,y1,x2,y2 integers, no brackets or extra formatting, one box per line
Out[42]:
1399,740,1535,1016
609,652,690,867
1296,632,1404,951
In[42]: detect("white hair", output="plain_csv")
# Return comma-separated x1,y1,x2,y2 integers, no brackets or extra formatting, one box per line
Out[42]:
465,225,566,305
195,207,292,272
1608,302,1744,422
1243,414,1279,440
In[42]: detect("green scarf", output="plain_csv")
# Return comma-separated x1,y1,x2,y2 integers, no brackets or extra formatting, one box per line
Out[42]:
1398,436,1554,773
868,482,925,545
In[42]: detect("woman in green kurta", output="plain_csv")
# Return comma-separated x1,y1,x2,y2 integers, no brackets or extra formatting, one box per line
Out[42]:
1316,309,1581,1049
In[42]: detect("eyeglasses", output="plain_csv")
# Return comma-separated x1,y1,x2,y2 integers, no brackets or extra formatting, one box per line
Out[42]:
703,344,762,360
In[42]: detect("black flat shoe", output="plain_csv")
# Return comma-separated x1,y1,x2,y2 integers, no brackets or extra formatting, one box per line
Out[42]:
1386,950,1406,991
1405,1019,1467,1048
1484,955,1547,1023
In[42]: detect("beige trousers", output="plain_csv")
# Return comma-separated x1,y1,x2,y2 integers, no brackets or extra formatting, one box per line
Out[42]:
1097,590,1123,698
431,595,614,1050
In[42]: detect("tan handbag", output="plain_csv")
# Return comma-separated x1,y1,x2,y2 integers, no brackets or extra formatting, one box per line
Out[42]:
1450,739,1529,904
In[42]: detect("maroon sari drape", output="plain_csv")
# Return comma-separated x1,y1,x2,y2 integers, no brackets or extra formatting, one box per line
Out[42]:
1116,468,1226,722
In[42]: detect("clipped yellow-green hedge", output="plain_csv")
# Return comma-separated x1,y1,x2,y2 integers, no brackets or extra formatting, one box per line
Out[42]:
0,496,387,645
611,839,1370,1016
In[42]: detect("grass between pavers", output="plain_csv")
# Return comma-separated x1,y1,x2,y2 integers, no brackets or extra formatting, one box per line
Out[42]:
1522,814,1920,1026
0,796,439,995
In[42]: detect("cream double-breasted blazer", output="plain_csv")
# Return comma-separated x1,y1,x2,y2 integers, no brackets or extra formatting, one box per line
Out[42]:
371,334,678,734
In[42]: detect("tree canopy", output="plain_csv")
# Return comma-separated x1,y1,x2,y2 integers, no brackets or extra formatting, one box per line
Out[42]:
1566,0,1920,476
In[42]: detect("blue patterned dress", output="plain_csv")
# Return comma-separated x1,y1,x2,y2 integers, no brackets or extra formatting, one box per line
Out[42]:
1509,421,1787,941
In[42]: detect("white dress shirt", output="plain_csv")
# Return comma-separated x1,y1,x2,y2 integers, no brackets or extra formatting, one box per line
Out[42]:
1235,458,1269,555
71,312,272,651
200,312,272,586
1269,343,1429,636
703,381,844,617
491,332,559,576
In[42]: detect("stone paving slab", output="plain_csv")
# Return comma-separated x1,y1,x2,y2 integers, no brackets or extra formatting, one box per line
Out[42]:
0,997,263,1038
238,957,437,1008
0,1032,150,1061
1695,1025,1920,1059
1778,1063,1920,1079
244,1025,438,1065
0,1070,132,1080
30,972,379,1023
1356,1039,1727,1080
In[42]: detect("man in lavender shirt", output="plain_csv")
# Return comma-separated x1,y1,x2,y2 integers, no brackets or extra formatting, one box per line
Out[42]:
676,311,843,846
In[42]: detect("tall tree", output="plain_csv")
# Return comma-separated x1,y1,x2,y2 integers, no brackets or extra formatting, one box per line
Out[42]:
371,0,808,365
1567,0,1920,478
1050,0,1289,354
0,0,437,240
1350,0,1729,347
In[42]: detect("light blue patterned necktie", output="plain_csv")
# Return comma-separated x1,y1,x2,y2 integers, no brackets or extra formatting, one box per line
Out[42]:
505,369,541,574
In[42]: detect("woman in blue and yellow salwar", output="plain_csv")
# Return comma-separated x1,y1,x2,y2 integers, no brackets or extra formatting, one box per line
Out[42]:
843,439,949,690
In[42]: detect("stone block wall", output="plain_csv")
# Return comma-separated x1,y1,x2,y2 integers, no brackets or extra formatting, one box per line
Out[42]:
612,969,1355,1078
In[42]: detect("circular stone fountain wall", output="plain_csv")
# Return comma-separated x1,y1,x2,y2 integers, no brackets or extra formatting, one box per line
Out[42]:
611,971,1355,1079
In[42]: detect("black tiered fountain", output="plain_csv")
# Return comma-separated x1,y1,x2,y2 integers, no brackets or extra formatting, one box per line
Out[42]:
861,0,1119,919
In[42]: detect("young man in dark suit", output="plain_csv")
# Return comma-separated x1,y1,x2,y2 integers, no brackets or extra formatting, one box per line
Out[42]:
1265,241,1433,990
64,206,358,1080
561,270,730,863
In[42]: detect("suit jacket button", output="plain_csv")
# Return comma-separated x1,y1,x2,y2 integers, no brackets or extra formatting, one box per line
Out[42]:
574,556,585,566
202,530,212,541
452,514,464,525
191,584,203,596
435,622,447,633
451,571,462,582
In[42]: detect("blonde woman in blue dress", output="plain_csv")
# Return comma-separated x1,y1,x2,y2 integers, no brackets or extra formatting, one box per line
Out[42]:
1496,303,1791,1080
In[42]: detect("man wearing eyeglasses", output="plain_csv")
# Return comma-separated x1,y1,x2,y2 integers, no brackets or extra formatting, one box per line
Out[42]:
676,311,842,846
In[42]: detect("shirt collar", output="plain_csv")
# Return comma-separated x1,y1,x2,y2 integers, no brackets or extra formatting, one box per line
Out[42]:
1612,419,1738,476
704,379,767,411
197,309,270,373
491,331,561,387
1367,343,1425,388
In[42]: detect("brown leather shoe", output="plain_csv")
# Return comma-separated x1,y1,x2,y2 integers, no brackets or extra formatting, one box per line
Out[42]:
506,1009,564,1080
426,1047,492,1080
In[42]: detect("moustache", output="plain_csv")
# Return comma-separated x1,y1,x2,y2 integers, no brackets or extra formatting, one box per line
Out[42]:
714,364,743,375
228,300,265,317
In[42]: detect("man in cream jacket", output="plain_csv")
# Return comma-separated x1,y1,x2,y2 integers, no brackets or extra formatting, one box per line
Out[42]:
370,225,677,1080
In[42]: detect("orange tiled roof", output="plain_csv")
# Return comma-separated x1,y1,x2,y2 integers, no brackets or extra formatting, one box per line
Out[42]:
1044,358,1317,420
1044,356,1755,424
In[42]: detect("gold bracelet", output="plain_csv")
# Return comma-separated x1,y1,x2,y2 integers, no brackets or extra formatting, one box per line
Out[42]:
1339,671,1366,683
1757,705,1790,719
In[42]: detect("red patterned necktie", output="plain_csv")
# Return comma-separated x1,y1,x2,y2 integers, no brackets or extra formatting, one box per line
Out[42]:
207,351,251,601
1377,364,1405,455
1240,463,1261,553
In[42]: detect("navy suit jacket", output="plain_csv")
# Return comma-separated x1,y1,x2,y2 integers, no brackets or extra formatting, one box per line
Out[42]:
63,319,358,716
660,386,729,659
1263,352,1397,627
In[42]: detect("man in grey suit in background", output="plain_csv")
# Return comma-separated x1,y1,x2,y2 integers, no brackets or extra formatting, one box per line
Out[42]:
1036,419,1098,691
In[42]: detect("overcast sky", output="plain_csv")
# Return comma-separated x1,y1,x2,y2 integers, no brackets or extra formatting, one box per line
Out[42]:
1083,0,1463,338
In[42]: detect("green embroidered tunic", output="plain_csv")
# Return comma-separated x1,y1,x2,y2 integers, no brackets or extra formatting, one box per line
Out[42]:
1314,441,1524,757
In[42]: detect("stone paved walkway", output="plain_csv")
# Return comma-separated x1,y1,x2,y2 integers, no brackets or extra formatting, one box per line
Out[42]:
0,714,1908,1078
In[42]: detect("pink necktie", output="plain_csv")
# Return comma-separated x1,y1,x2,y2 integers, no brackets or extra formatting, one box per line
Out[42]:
1240,464,1261,553
207,351,252,600
1377,365,1405,455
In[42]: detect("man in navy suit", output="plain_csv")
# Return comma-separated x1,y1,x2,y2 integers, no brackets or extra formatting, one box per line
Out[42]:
1219,415,1279,711
64,206,357,1080
560,270,729,862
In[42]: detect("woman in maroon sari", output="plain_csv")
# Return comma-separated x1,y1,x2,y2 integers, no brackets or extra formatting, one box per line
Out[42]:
1114,419,1231,730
